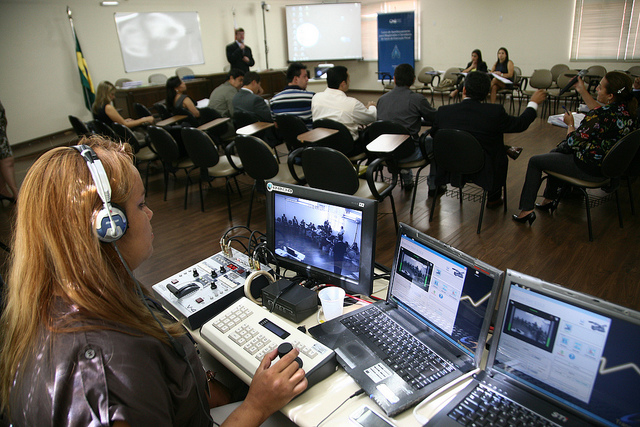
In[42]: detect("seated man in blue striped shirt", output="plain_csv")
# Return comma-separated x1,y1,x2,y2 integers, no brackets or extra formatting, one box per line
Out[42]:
270,63,315,128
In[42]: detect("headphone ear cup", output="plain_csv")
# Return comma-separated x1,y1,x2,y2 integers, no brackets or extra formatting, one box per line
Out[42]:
95,203,128,242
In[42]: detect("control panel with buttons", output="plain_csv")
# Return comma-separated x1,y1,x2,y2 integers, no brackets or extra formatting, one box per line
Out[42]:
152,248,272,329
201,297,337,389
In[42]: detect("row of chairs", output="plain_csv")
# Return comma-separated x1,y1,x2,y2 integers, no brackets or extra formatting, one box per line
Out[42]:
114,66,195,88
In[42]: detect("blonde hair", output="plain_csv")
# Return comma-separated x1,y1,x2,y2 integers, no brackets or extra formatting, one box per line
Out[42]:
92,81,116,115
0,136,183,412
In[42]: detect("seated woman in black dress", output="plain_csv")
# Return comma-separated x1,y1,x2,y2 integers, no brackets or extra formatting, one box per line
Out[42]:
489,47,514,103
513,71,637,225
92,81,154,128
166,76,220,127
450,49,488,99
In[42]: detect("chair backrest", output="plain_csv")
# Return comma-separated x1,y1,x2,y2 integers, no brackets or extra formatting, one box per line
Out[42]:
529,69,553,89
147,125,180,164
417,67,435,85
363,121,414,159
115,78,132,88
153,102,172,120
68,115,91,137
601,129,640,178
556,71,575,89
93,120,118,140
439,67,461,87
133,103,153,119
587,65,607,78
550,64,570,82
512,66,522,85
176,67,194,78
148,73,168,84
111,122,142,152
433,129,484,175
301,146,360,195
181,127,220,169
311,118,354,155
627,65,640,77
235,135,279,180
275,114,308,151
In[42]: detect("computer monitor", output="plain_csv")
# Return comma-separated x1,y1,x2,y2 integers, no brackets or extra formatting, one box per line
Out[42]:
265,181,377,296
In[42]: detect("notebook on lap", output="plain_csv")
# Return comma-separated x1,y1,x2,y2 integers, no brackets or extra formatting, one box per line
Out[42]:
428,269,640,427
309,223,503,417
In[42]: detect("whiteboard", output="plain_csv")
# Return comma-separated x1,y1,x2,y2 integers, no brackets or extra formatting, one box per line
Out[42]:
115,12,205,73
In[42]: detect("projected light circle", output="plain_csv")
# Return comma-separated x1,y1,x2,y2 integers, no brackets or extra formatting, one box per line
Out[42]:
296,23,319,47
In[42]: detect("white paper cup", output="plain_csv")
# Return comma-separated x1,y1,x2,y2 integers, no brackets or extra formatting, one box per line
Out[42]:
318,287,345,321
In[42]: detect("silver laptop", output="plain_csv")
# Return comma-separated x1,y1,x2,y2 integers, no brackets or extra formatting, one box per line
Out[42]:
428,269,640,427
309,223,503,417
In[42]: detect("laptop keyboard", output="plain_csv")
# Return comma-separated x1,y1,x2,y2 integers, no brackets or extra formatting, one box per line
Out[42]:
448,385,557,426
341,308,455,390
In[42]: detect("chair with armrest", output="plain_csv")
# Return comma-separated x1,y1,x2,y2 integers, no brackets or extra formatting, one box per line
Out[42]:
521,69,553,117
412,66,438,104
93,120,118,140
301,146,398,232
585,65,607,94
134,102,154,120
115,78,132,88
549,64,570,89
68,115,93,137
547,71,581,114
148,73,168,85
497,66,524,114
176,67,195,79
432,67,461,105
111,122,158,189
311,118,367,168
543,129,640,241
430,129,505,234
233,135,304,226
275,114,308,152
147,125,195,207
180,127,243,219
153,102,172,120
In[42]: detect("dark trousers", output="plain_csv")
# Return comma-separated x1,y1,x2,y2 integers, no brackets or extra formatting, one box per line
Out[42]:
518,152,602,210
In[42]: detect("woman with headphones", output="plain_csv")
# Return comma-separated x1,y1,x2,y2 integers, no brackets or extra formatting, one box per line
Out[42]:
0,136,306,426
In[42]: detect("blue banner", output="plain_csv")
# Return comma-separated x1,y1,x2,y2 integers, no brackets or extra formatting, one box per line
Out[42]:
377,12,415,81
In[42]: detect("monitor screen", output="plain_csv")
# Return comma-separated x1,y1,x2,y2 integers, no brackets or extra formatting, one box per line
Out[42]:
265,181,377,296
285,3,362,62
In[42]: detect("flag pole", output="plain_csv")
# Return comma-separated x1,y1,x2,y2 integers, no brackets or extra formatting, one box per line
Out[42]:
67,6,95,111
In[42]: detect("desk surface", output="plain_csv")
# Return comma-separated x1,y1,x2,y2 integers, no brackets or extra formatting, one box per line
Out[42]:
297,127,338,143
197,117,230,131
236,122,275,136
156,115,187,127
188,273,465,426
366,134,410,155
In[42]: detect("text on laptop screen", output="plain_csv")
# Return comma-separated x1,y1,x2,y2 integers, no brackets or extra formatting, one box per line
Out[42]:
494,283,640,426
391,235,497,358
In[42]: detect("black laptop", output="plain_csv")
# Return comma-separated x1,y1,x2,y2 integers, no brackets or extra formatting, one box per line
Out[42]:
309,223,503,417
428,269,640,427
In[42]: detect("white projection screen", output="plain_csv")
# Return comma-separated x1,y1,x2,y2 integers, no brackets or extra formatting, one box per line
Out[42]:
286,3,362,62
115,12,205,73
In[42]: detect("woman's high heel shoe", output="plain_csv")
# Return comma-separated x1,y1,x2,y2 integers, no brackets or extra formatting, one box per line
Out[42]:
535,200,558,213
512,211,536,225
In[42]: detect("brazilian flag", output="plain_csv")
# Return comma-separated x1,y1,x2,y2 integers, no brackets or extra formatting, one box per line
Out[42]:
75,35,95,111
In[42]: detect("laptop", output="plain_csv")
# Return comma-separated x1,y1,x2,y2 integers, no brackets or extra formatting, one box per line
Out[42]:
428,269,640,427
309,223,503,416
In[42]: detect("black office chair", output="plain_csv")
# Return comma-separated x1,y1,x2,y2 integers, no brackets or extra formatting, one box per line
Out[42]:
92,120,118,140
134,102,154,119
147,125,196,207
68,115,93,137
181,127,243,219
301,146,398,232
430,129,505,234
543,129,640,241
153,102,172,120
312,118,367,167
275,114,308,152
111,122,159,189
233,135,303,226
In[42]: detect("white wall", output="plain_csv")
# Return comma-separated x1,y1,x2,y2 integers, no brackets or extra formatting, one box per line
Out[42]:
1,0,638,145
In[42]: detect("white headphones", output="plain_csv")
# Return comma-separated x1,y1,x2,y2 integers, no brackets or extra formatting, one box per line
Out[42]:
73,145,128,242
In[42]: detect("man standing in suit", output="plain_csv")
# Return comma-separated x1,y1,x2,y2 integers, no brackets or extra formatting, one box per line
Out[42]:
430,72,546,207
232,72,272,123
226,28,255,73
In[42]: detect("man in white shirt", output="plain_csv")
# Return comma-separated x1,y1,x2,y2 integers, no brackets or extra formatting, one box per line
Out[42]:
311,66,377,142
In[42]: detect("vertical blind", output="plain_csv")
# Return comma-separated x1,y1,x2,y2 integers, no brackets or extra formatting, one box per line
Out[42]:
571,0,640,60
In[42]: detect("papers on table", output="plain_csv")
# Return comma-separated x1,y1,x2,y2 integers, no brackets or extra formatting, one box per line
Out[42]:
547,112,585,128
196,98,209,108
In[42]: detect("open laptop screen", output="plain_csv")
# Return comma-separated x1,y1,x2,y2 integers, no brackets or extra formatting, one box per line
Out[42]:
389,228,501,359
493,278,640,426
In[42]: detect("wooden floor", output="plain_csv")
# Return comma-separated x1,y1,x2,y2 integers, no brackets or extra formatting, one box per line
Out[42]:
1,97,639,312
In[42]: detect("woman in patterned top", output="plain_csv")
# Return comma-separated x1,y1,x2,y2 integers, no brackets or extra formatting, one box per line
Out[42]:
513,71,637,225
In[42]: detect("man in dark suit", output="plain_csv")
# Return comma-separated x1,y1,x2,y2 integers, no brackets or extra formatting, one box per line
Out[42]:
430,72,546,206
232,72,272,123
225,28,255,73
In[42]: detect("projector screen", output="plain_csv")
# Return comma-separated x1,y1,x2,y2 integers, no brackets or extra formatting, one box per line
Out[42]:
286,3,362,62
